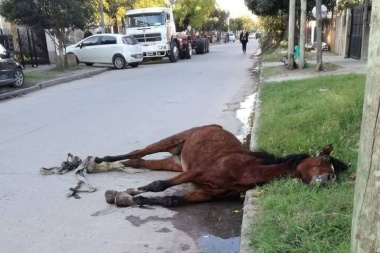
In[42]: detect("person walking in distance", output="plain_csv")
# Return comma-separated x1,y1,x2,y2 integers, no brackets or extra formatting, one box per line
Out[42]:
240,29,249,53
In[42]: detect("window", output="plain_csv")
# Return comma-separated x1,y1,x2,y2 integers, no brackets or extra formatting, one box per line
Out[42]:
122,36,138,45
126,13,164,28
81,36,99,47
101,36,117,45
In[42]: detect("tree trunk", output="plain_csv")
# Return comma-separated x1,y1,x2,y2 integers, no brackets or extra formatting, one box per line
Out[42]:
316,0,323,71
299,0,307,68
288,0,296,70
350,1,380,252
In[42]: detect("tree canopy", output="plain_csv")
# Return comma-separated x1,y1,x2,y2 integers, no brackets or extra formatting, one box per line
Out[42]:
244,0,336,17
0,0,96,33
201,8,229,32
173,0,216,30
0,0,96,61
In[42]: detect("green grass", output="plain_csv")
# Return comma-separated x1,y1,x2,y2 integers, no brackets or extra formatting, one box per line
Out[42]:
250,74,366,252
24,65,94,84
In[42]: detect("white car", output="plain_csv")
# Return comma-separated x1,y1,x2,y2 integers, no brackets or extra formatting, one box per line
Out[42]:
228,32,235,42
66,34,143,69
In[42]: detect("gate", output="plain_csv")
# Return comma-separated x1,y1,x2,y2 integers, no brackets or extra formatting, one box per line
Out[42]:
0,28,50,67
348,5,363,60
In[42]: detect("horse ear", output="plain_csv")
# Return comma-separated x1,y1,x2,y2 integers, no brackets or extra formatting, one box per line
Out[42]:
321,144,333,156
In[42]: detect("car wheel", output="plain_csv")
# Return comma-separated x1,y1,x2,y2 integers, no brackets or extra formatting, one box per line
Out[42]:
85,63,94,66
113,55,126,69
12,69,25,88
129,62,140,68
169,44,179,62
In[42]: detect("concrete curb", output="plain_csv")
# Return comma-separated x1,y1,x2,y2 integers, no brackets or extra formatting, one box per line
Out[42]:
239,190,258,253
0,68,109,100
239,52,264,253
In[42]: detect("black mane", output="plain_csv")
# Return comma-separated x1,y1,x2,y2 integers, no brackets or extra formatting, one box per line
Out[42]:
250,150,311,167
251,150,349,173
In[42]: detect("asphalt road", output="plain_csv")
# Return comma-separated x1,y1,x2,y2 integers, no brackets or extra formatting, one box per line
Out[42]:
0,40,260,253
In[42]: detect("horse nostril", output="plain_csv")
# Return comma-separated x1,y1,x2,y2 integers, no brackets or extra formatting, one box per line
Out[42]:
328,174,336,182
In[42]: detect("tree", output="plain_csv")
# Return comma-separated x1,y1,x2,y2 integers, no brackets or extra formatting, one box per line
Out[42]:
350,1,380,252
201,8,229,32
173,0,216,30
133,0,166,8
0,0,96,67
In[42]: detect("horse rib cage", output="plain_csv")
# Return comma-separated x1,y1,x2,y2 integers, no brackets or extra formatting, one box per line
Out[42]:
133,33,161,43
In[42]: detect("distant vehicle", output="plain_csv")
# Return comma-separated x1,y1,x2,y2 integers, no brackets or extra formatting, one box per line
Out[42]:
125,7,209,63
65,34,143,69
248,33,255,40
312,41,330,51
228,32,235,42
0,43,24,88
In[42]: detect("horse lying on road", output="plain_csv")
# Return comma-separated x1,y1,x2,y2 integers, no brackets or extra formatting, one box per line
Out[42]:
89,124,347,207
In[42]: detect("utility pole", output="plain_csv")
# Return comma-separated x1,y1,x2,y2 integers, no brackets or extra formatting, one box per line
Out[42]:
288,0,296,70
315,0,323,71
350,1,380,252
299,0,307,68
99,0,105,33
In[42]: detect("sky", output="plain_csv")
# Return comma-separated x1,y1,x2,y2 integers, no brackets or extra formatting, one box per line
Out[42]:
216,0,256,20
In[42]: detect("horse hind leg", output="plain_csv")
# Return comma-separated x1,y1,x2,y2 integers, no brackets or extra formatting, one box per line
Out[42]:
120,155,183,172
94,127,196,164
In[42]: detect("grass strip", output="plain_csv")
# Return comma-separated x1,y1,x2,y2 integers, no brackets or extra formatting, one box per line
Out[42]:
250,73,365,253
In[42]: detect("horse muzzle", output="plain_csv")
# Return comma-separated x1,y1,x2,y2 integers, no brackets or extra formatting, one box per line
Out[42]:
310,173,336,185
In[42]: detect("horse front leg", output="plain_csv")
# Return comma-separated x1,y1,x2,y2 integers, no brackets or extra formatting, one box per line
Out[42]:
133,188,240,207
105,170,200,206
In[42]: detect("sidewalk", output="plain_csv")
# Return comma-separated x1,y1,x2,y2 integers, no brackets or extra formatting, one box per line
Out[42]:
0,65,109,100
239,51,367,253
262,51,367,83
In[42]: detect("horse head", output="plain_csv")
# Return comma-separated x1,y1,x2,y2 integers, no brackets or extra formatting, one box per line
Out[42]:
296,144,337,185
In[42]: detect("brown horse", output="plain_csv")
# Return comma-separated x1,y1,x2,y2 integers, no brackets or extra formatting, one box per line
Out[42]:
91,124,347,207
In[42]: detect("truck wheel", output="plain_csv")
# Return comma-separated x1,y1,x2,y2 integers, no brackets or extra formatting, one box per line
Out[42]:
195,39,201,54
205,39,210,53
199,39,205,54
169,44,179,62
113,54,127,69
185,42,192,59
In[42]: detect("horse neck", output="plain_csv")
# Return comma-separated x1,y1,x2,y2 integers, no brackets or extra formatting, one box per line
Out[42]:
243,162,300,185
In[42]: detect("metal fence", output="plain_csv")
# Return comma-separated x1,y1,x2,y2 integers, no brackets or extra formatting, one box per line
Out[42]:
0,28,50,67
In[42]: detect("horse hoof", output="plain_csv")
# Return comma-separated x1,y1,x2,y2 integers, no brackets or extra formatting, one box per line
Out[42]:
105,190,119,204
115,192,134,207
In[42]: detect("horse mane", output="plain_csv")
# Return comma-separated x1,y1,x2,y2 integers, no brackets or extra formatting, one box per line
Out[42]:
250,150,311,168
251,150,349,173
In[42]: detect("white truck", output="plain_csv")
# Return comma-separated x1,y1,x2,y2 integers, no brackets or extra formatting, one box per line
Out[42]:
125,7,209,63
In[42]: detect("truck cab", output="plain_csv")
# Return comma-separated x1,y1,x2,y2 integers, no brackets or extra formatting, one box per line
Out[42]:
125,7,190,62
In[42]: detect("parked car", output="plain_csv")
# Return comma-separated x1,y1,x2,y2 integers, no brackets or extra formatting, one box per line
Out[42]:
312,41,330,51
228,32,235,42
65,34,143,69
0,43,24,88
248,33,256,40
